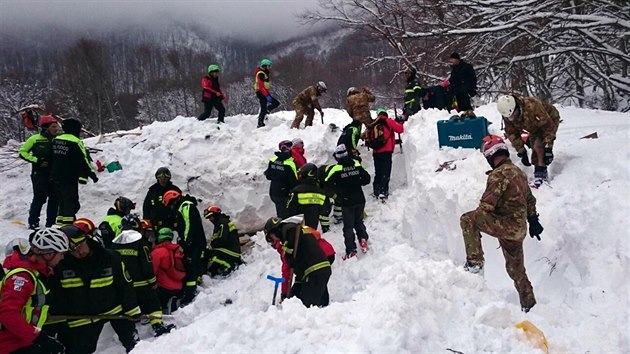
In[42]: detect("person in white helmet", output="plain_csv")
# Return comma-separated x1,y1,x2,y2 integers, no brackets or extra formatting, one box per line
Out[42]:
291,82,327,129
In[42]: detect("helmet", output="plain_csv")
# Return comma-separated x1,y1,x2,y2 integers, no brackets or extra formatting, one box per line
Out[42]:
291,138,303,148
157,228,175,243
263,217,282,237
73,218,97,236
140,219,153,231
347,87,359,96
114,197,136,214
278,140,293,152
155,167,171,179
481,135,509,158
316,81,327,92
334,144,348,159
208,64,220,73
121,214,141,231
203,205,222,219
39,115,58,127
5,238,31,257
299,163,318,181
60,225,87,245
260,58,272,67
163,190,181,206
376,108,388,117
497,95,517,119
31,227,69,253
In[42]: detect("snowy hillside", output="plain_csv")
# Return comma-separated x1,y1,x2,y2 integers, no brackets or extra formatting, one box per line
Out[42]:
0,105,628,353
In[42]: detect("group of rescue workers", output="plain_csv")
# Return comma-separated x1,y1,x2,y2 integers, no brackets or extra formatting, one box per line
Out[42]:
1,51,562,354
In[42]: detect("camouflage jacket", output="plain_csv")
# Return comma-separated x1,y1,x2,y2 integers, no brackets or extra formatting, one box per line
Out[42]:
346,90,376,127
293,86,322,111
504,96,560,153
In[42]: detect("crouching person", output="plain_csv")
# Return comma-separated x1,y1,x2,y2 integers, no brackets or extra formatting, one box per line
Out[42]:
151,228,186,314
203,206,243,277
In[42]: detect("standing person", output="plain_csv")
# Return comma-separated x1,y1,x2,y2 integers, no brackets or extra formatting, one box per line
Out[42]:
0,228,68,354
290,82,327,129
203,206,242,277
337,119,363,161
497,94,560,187
290,138,307,168
402,67,424,119
366,109,405,200
19,115,60,230
286,163,330,230
142,167,182,231
98,197,136,248
441,52,477,114
151,228,186,314
197,64,226,123
51,118,97,226
254,58,279,128
264,140,298,218
163,190,207,305
460,135,543,313
325,145,371,259
346,87,376,127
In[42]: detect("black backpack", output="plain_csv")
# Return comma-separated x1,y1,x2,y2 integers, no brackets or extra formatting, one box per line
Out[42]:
366,120,390,149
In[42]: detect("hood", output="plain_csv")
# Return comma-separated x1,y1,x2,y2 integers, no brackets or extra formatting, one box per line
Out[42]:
112,229,143,245
106,207,124,217
292,146,305,155
2,250,52,276
274,151,292,160
154,242,180,251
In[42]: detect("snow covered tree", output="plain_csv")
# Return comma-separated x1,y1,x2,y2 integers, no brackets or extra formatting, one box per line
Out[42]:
0,78,46,143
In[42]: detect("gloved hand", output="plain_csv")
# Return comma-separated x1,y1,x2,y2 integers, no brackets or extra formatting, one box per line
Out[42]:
517,151,532,167
89,172,99,183
34,332,65,354
321,225,330,233
266,96,273,105
527,214,543,241
440,80,450,87
544,147,554,165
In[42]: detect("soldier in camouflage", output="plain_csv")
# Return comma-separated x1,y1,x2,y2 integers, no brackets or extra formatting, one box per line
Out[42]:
291,82,327,129
460,135,544,313
497,94,560,186
346,87,376,127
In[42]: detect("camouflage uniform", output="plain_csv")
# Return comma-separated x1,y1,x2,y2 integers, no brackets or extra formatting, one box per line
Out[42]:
460,158,537,309
291,86,322,129
346,89,376,127
504,96,560,157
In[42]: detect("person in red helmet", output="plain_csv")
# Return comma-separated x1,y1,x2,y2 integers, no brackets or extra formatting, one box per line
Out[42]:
19,115,61,230
203,206,242,277
460,134,543,313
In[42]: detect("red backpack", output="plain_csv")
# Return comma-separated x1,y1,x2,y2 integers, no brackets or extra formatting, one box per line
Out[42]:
21,110,39,131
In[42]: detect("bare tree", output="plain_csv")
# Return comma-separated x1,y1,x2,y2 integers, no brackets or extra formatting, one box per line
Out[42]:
0,78,46,143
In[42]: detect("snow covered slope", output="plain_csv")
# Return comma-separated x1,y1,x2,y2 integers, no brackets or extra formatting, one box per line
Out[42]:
0,105,627,353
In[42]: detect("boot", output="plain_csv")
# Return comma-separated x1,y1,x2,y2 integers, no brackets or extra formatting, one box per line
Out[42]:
464,261,484,274
152,323,176,337
257,116,266,128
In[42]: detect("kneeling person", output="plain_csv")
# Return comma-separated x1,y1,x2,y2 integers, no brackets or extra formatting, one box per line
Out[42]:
204,206,243,277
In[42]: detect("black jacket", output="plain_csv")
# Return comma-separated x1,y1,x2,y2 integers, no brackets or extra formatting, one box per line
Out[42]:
337,120,362,159
264,151,298,197
173,195,207,255
403,76,424,114
99,208,125,248
286,179,331,229
325,157,371,206
51,133,95,184
448,60,477,96
142,182,182,230
279,223,331,282
209,214,241,262
111,230,156,288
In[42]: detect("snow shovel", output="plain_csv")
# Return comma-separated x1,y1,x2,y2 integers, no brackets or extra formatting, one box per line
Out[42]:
515,320,549,353
266,275,285,305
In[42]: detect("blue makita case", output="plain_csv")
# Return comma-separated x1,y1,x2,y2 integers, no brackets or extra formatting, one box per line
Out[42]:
437,116,490,149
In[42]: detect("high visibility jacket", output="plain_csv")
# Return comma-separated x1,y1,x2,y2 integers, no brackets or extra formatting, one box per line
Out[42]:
174,196,207,255
404,77,423,113
51,133,94,184
325,157,371,206
253,67,271,96
209,214,242,267
278,223,331,282
264,151,298,197
337,120,362,158
142,182,181,231
99,208,124,248
111,230,157,288
18,132,54,176
286,180,331,229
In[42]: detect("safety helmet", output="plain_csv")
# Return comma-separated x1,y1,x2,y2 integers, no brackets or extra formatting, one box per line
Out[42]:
114,197,136,215
299,163,318,181
5,238,31,257
263,217,282,240
203,205,222,219
316,81,327,92
39,115,58,127
73,218,97,236
260,58,272,67
60,225,87,246
278,140,293,152
291,138,304,148
155,167,171,179
376,108,388,117
334,144,348,159
481,135,509,158
208,64,221,73
497,95,517,120
31,227,69,254
140,219,153,231
163,190,181,206
347,87,359,96
157,228,175,243
121,214,141,231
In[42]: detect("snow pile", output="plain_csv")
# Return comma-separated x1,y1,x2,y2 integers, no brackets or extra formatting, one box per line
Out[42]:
0,105,627,353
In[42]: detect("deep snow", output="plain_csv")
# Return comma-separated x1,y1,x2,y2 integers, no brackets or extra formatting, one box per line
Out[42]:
0,105,628,353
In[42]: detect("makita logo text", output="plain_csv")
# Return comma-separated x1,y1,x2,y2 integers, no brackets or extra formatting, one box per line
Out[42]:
448,134,473,141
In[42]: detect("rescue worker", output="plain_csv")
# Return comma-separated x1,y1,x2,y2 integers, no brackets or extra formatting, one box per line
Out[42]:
368,109,405,200
496,94,560,187
111,215,175,337
203,206,242,277
441,52,477,114
263,217,332,307
325,145,371,259
264,140,298,219
19,115,60,230
143,167,181,232
460,135,543,313
99,197,135,248
254,58,280,128
151,228,186,314
402,67,424,118
290,81,327,129
197,64,226,123
49,225,141,353
346,86,376,127
73,217,102,245
337,119,363,161
291,138,307,168
286,163,331,230
0,228,68,354
163,190,207,305
51,118,97,225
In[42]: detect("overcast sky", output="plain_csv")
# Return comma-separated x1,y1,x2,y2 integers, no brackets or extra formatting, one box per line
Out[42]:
0,0,322,40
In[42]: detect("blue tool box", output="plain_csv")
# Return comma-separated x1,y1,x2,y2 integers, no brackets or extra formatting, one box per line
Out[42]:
437,116,490,149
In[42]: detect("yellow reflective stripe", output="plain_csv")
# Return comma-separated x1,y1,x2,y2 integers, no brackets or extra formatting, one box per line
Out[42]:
90,276,114,288
67,305,123,327
325,165,343,182
116,249,138,256
133,276,156,287
103,305,123,315
405,99,416,104
60,277,84,288
149,310,163,325
228,222,236,232
178,201,192,242
303,261,331,280
297,192,326,206
216,248,240,258
19,134,48,164
185,280,197,286
284,159,298,178
125,306,141,316
211,256,232,269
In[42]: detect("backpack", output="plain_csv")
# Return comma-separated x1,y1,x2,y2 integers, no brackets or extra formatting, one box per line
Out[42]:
21,110,39,131
366,120,390,149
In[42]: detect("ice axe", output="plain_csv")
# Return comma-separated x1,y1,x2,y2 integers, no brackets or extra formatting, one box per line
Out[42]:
266,275,285,305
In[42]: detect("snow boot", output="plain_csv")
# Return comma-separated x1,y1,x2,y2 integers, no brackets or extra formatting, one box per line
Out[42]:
342,250,357,261
378,193,388,202
532,166,548,188
464,261,483,274
152,323,176,337
360,239,369,253
257,117,266,128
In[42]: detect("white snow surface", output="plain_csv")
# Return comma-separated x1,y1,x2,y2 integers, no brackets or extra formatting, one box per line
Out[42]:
0,105,628,353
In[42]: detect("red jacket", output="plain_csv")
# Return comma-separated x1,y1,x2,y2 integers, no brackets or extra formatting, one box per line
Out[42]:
372,116,404,154
151,242,186,291
0,251,53,354
201,75,222,101
254,67,270,97
291,146,307,168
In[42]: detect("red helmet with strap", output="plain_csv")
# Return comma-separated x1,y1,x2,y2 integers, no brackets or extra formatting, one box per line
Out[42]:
203,205,221,219
163,190,181,206
39,115,58,127
73,218,96,235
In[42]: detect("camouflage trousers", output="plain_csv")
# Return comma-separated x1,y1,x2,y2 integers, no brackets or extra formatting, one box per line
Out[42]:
460,209,536,309
291,102,314,129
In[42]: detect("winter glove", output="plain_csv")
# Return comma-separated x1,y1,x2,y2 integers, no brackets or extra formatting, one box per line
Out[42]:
527,214,544,241
440,80,450,88
266,96,273,105
544,147,554,165
34,332,66,354
321,225,330,234
89,172,99,183
517,151,532,167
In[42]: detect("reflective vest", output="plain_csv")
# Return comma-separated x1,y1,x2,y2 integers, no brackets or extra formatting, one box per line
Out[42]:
269,156,298,179
103,214,123,237
178,201,194,243
0,268,49,330
254,70,271,91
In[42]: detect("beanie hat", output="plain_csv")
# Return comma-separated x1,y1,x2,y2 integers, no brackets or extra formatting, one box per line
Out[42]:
450,52,461,60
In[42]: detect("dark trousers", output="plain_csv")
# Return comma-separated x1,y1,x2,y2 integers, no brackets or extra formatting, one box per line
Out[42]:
55,182,79,225
12,346,48,354
157,287,183,314
208,250,241,277
270,194,290,219
182,250,203,304
136,286,162,324
341,203,369,254
455,90,473,111
197,98,226,122
256,92,280,123
373,152,393,196
297,268,331,307
57,320,137,354
28,173,58,227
